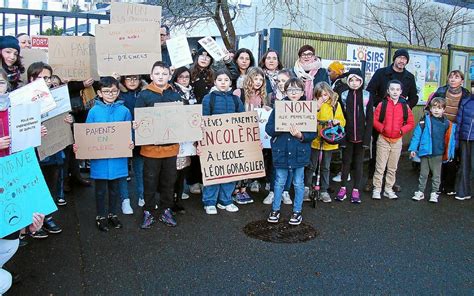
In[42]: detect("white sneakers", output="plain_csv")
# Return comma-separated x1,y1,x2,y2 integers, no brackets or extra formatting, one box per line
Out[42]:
216,203,239,212
138,198,145,207
372,190,381,200
190,183,202,194
250,181,261,193
121,199,133,215
282,191,293,204
429,192,439,203
262,191,292,205
332,172,351,182
455,195,471,201
383,190,398,199
412,191,425,201
204,205,217,215
181,192,190,200
263,191,274,204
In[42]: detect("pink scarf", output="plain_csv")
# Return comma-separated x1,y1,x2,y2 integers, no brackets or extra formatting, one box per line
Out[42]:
293,59,321,100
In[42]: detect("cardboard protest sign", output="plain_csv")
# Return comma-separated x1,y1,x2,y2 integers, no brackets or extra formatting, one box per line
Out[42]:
275,100,317,132
74,121,132,159
255,108,272,149
0,147,58,238
31,36,48,49
9,78,56,115
9,104,42,153
95,23,162,76
178,141,197,157
37,113,74,161
135,104,202,145
110,2,162,26
166,35,193,68
199,111,265,186
41,85,72,122
198,36,226,61
20,48,48,82
48,36,98,81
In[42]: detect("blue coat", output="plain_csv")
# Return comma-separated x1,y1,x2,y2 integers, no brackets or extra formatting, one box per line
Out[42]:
119,89,140,119
265,102,317,169
202,89,245,116
408,113,456,161
86,99,132,180
455,94,474,143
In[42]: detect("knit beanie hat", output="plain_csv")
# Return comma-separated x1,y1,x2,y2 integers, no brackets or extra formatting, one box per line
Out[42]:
195,47,214,66
393,49,409,63
0,36,21,53
328,61,345,76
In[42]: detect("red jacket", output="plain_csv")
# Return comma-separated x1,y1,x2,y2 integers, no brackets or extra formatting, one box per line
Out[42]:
373,98,415,139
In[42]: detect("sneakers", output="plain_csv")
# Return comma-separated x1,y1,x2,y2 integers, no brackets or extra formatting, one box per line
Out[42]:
412,191,424,201
190,183,202,194
263,191,274,204
319,192,332,203
240,191,254,203
107,214,123,229
446,191,456,196
455,195,471,200
204,205,218,215
140,211,155,229
159,208,177,227
351,189,361,203
181,192,190,200
250,181,261,193
138,198,145,207
267,210,280,223
265,182,271,191
372,190,381,200
43,217,62,234
57,197,67,206
234,192,253,204
96,216,109,232
383,190,398,199
303,187,311,202
216,203,239,212
282,191,292,204
289,212,302,225
332,172,351,182
429,192,439,203
30,228,48,239
336,187,347,201
121,199,134,215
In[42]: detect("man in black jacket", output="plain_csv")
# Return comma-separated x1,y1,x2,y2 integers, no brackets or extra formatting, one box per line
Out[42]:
365,49,418,192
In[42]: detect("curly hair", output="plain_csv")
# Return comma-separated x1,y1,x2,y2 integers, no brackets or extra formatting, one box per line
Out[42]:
314,81,338,108
242,67,266,104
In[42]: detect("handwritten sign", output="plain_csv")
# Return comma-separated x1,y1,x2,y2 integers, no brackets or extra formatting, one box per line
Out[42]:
0,148,58,238
48,36,98,81
74,121,132,159
31,36,48,49
178,141,197,157
134,104,202,145
255,108,272,149
20,48,49,83
198,36,226,61
9,78,56,115
37,113,73,161
9,104,41,153
199,111,265,186
95,23,162,76
166,35,193,68
275,100,317,132
110,2,162,26
41,85,72,122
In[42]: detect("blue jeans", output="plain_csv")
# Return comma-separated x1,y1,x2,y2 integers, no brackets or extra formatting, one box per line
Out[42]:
271,167,293,191
132,155,144,200
273,167,304,213
119,177,129,202
202,182,236,207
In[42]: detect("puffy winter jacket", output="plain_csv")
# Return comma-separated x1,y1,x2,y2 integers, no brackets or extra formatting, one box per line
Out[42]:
408,112,456,161
86,99,132,180
455,94,474,143
373,97,415,139
311,101,346,151
202,89,245,116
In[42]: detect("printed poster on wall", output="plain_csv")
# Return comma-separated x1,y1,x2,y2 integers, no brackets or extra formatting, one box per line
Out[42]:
405,51,441,105
346,44,386,83
452,51,469,88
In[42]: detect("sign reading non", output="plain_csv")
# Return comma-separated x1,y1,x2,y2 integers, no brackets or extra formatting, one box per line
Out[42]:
274,101,317,132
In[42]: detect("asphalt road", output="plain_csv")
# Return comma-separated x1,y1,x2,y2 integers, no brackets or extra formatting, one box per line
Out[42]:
6,156,474,295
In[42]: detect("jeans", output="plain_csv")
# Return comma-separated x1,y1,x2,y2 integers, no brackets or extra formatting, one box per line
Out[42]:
304,149,332,192
456,140,474,198
0,239,19,295
95,179,120,217
132,155,144,200
143,156,177,212
202,182,236,207
118,177,129,202
341,142,365,190
273,167,304,213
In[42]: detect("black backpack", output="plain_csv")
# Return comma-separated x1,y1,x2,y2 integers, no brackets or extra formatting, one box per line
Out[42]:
209,92,241,114
378,98,408,126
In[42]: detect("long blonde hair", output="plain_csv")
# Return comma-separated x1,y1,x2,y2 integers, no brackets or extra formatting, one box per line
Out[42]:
314,81,338,108
242,67,267,104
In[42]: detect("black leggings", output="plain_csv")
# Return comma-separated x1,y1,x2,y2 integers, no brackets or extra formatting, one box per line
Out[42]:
341,142,365,190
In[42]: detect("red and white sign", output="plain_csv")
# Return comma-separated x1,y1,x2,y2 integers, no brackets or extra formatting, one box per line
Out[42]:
31,36,49,49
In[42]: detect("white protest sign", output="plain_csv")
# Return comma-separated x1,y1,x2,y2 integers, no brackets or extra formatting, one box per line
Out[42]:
275,101,318,132
110,2,162,26
166,35,193,68
198,36,226,61
178,141,197,157
9,104,42,153
9,79,56,115
41,85,72,122
255,108,272,149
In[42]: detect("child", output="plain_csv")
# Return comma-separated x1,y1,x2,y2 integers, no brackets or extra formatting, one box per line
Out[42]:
135,61,181,228
200,69,244,215
266,78,317,225
336,69,373,203
372,80,415,199
455,93,474,201
306,81,346,203
0,36,24,90
77,76,133,232
409,98,455,203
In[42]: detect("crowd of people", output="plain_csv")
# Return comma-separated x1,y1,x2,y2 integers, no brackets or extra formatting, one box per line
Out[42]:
0,27,473,294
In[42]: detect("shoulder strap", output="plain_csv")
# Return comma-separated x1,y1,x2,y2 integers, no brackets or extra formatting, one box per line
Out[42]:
402,101,408,126
379,99,388,123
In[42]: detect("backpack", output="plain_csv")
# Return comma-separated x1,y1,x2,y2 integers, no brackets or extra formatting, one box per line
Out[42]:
341,90,370,116
209,92,241,114
378,98,408,126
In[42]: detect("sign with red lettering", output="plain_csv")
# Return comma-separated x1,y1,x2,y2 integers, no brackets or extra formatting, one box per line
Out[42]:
73,121,132,159
199,111,265,186
274,101,318,132
31,36,48,49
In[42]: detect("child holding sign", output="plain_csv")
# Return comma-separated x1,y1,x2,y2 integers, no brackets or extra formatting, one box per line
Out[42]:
265,78,317,225
199,69,245,215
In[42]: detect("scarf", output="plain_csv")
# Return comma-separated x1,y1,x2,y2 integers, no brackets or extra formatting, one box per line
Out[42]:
448,85,462,95
175,82,197,105
265,70,279,92
293,59,321,100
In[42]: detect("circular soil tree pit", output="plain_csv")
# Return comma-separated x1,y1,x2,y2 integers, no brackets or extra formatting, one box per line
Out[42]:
243,220,319,243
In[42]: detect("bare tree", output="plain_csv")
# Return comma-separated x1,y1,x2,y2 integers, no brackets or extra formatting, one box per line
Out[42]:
334,0,474,49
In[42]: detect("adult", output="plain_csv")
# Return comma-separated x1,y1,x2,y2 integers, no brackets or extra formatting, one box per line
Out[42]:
16,33,31,49
293,45,330,100
259,49,283,96
160,25,171,66
365,48,418,192
232,48,255,89
0,36,24,90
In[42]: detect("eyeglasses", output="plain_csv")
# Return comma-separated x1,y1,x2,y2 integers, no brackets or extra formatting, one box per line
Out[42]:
286,88,304,94
178,75,190,79
125,77,139,82
101,90,119,95
301,52,314,58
